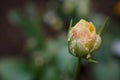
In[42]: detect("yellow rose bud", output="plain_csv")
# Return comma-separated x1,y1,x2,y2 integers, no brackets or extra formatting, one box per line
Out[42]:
68,19,101,59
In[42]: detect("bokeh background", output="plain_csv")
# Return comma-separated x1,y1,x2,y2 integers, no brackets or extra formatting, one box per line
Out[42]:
0,0,120,80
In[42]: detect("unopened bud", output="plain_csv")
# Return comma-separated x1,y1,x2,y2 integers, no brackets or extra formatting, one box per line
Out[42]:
68,19,101,59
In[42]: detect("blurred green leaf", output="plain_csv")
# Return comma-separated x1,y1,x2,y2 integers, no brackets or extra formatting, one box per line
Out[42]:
8,4,45,50
0,58,32,80
40,66,59,80
93,60,120,80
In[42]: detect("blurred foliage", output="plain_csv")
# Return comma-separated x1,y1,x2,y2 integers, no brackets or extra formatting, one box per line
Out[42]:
0,0,120,80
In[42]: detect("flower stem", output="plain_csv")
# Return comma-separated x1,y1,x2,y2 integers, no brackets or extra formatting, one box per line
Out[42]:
74,58,81,80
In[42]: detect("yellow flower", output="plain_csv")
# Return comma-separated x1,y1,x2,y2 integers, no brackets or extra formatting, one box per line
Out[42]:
68,19,101,59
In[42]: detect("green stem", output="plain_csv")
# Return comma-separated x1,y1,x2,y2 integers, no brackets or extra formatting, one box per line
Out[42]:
33,67,41,80
74,58,81,80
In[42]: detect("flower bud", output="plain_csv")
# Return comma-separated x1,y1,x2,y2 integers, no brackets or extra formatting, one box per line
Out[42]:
68,19,101,59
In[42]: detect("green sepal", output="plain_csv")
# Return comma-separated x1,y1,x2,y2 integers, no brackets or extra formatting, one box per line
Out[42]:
98,17,109,35
67,19,73,55
67,35,73,54
68,19,73,32
75,40,79,57
86,58,98,63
